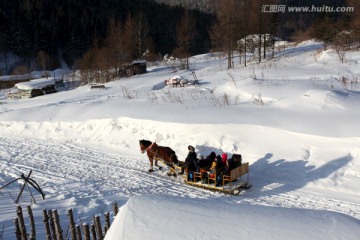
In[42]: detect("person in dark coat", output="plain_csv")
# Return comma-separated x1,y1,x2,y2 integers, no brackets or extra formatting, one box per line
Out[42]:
217,155,226,186
198,151,216,169
179,145,198,175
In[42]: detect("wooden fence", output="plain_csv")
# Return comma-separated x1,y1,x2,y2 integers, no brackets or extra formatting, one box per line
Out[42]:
12,202,119,240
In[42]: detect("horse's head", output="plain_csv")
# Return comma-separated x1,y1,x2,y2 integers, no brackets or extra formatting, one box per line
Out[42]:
139,139,152,154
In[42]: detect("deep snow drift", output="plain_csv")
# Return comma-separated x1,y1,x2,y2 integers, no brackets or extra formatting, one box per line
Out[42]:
105,195,360,240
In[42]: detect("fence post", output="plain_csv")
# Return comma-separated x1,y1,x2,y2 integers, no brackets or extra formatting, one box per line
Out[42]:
112,202,118,216
82,224,90,240
51,209,63,240
75,225,82,240
90,224,96,240
42,209,52,240
67,208,76,240
48,209,56,240
16,205,27,240
94,215,103,240
13,218,21,240
27,205,36,239
104,212,110,231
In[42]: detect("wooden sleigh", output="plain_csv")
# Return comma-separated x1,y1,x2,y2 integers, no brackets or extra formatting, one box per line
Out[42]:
184,162,252,195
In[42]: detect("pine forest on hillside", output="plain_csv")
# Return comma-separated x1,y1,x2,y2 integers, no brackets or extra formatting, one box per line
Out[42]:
0,0,359,76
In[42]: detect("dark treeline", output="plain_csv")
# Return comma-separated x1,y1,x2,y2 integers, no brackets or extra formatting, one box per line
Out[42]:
0,0,213,71
0,0,359,74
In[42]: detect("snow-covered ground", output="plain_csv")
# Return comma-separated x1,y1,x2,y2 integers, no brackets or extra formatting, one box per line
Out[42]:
1,40,360,239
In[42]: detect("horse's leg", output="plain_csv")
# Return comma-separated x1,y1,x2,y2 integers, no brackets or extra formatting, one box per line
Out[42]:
171,165,177,177
154,158,163,170
148,155,154,172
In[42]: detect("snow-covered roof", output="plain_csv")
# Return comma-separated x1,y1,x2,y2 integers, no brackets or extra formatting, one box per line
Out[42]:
15,78,56,91
238,34,281,44
131,60,147,65
171,75,183,80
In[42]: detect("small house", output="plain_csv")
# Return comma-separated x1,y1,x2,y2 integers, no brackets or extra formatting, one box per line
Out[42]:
11,78,58,98
131,60,147,75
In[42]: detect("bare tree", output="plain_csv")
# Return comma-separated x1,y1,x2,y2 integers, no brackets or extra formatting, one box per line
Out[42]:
122,14,136,60
346,0,360,49
311,14,339,50
175,6,197,69
0,35,9,73
37,51,52,78
210,0,242,69
76,42,108,85
237,0,250,66
104,18,132,75
134,12,149,59
333,30,354,63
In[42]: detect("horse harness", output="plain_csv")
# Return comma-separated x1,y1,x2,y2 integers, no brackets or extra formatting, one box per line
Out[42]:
145,142,175,167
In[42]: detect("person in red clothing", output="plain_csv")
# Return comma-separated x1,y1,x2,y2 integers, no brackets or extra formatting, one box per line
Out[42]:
221,153,228,166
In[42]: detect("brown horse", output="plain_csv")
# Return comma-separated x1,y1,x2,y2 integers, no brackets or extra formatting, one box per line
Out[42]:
139,139,179,175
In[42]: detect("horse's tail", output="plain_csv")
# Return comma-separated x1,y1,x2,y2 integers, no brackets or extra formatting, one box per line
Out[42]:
171,152,179,165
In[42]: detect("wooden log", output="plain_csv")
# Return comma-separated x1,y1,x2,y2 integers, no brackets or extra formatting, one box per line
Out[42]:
94,215,103,240
67,209,76,240
27,205,36,239
90,224,96,240
48,209,56,240
82,223,90,240
51,209,63,240
15,170,32,203
13,218,21,240
90,84,105,89
26,183,36,204
75,225,82,240
16,205,27,240
42,209,52,240
112,202,118,216
104,212,110,230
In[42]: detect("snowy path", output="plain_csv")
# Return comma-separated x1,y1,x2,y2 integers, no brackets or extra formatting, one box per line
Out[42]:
1,136,359,224
0,136,216,219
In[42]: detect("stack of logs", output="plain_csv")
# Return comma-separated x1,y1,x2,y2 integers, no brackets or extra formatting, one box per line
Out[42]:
13,202,119,240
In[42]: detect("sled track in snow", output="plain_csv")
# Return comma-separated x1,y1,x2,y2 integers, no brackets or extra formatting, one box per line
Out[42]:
0,136,215,201
1,136,359,220
238,187,360,220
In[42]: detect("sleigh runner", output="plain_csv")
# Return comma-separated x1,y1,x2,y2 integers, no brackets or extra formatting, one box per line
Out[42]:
184,162,251,195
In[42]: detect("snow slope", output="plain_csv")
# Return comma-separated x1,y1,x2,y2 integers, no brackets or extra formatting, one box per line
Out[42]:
1,40,360,239
105,195,360,240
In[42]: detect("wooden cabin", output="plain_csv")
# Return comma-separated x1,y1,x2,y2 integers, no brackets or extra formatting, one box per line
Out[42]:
8,78,61,98
118,60,147,77
131,60,147,75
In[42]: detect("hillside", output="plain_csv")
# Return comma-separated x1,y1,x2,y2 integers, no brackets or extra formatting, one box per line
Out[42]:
1,40,360,239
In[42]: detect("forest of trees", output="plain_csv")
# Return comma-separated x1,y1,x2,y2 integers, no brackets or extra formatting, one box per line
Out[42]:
0,0,359,76
0,0,213,74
